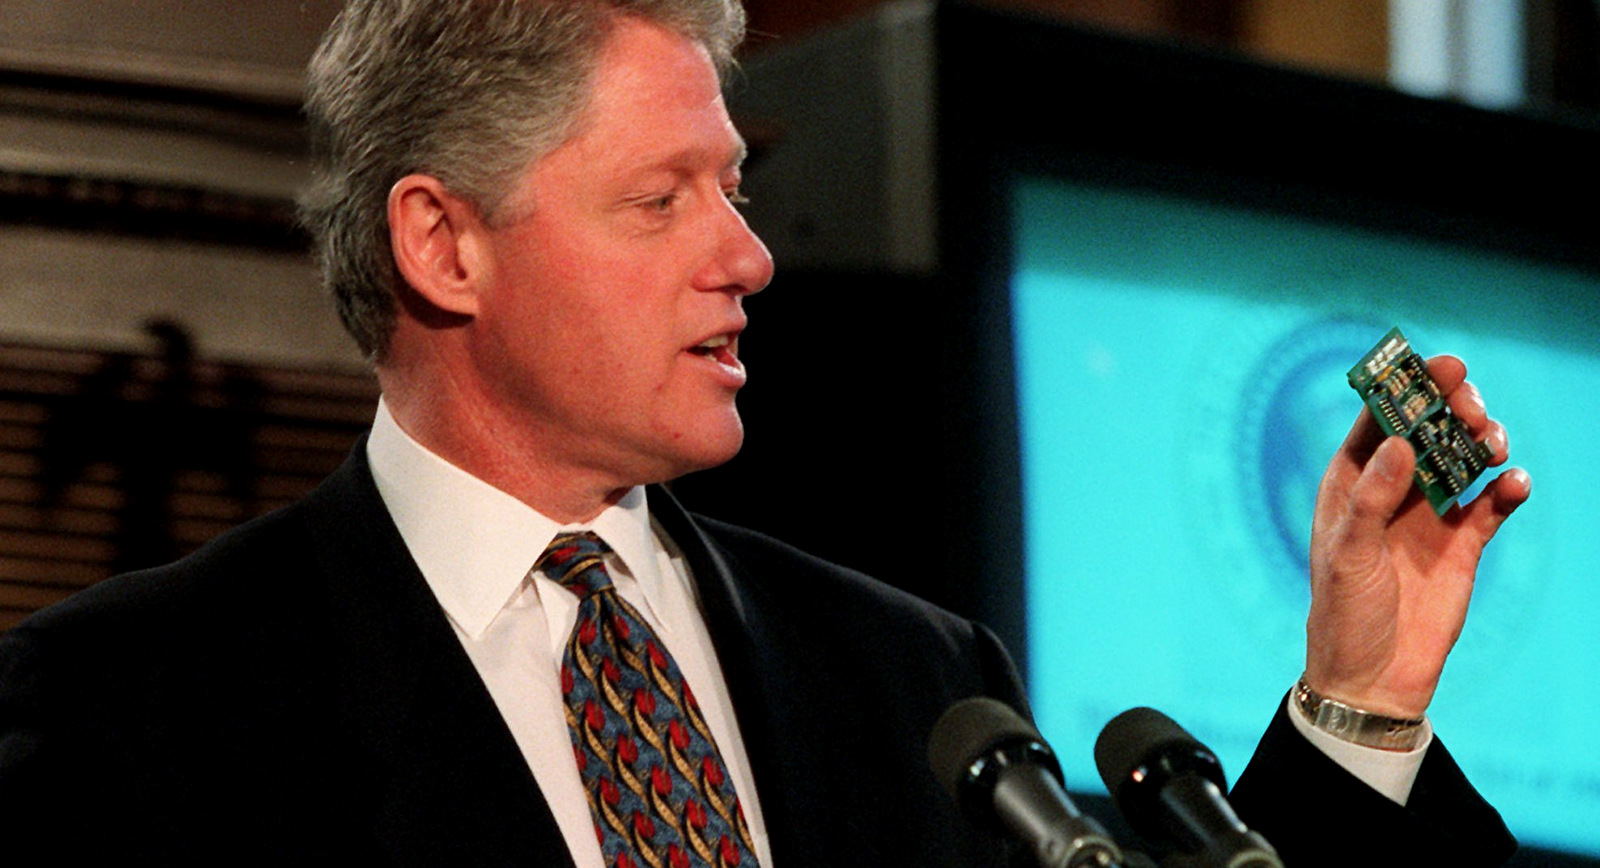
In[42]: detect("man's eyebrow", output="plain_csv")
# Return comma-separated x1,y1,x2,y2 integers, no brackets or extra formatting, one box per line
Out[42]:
619,139,748,183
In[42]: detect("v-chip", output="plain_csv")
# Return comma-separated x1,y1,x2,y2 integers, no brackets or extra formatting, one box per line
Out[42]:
1348,327,1494,515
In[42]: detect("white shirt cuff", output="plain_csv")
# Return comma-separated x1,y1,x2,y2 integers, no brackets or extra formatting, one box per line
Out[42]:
1285,692,1431,805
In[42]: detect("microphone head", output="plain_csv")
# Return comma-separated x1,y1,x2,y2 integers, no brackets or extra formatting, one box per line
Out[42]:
928,697,1060,803
1094,707,1227,810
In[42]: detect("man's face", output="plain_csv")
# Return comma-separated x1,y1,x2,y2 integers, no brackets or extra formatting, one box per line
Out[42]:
467,16,773,492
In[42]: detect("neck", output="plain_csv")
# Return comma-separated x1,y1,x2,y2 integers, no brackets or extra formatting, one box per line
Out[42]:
377,369,636,525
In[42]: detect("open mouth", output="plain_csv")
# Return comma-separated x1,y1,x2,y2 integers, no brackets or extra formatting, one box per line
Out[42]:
689,333,739,368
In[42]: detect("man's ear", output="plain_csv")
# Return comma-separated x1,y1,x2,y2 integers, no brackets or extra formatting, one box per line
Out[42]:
388,174,490,317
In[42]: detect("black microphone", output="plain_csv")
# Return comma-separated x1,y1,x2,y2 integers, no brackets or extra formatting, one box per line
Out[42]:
929,697,1127,868
1094,708,1283,868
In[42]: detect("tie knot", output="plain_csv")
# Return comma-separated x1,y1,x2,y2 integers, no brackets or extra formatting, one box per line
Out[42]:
539,532,615,598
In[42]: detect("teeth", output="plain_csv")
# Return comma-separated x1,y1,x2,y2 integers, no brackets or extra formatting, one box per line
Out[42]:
698,334,731,350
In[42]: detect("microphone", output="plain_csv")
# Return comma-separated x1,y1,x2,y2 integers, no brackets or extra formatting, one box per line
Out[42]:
929,697,1126,868
1094,707,1283,868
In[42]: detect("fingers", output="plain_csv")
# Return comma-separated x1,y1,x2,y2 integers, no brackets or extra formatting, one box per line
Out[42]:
1462,466,1532,538
1317,436,1413,582
1451,381,1510,465
1448,380,1488,429
1430,354,1511,465
1329,354,1512,534
1481,423,1510,465
1425,354,1467,393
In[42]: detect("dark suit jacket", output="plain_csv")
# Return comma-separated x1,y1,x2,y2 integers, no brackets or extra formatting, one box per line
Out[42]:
0,446,1515,866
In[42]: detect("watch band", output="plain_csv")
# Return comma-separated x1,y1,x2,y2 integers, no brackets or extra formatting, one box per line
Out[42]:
1293,676,1427,752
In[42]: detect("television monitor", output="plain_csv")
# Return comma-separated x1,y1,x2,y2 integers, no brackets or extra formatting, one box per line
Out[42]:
1010,172,1600,857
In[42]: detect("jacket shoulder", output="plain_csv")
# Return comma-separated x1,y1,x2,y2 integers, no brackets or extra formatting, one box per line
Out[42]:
684,511,1026,702
689,512,959,622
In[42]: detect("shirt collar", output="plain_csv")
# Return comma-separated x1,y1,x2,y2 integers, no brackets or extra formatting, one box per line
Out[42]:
366,398,662,638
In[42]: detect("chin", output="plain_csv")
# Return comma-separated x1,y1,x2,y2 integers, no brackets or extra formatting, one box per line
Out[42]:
664,413,745,478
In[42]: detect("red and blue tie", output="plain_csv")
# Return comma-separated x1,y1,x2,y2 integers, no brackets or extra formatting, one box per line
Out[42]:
540,532,761,868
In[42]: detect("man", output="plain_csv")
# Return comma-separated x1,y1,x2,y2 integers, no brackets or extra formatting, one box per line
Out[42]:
0,1,1530,865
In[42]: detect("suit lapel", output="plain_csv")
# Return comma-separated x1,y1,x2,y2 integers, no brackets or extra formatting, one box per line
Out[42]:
647,484,832,865
302,444,576,867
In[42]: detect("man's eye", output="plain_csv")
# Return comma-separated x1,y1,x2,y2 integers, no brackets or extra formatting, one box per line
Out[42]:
649,194,678,212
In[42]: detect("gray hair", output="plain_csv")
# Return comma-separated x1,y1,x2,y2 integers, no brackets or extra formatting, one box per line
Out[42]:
300,0,747,362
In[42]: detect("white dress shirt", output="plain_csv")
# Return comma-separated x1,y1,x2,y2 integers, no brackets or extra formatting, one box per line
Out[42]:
366,400,772,868
1288,693,1430,804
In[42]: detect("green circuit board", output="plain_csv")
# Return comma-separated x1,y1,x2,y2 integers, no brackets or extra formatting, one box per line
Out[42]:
1348,327,1494,515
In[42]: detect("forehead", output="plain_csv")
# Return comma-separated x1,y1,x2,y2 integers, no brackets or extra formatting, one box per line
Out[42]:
551,16,745,175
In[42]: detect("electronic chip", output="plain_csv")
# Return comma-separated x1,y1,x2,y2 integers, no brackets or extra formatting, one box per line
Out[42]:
1347,327,1494,515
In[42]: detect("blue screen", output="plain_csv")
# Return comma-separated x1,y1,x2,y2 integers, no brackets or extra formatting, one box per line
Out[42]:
1011,175,1600,855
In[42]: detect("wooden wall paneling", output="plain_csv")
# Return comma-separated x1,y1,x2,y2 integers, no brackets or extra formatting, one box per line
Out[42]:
0,337,377,631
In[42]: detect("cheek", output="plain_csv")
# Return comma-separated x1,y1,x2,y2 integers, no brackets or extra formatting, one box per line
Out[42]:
490,223,692,390
549,295,672,400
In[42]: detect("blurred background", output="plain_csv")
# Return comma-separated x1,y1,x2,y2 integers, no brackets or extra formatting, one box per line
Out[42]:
1,0,1596,862
5,0,1595,619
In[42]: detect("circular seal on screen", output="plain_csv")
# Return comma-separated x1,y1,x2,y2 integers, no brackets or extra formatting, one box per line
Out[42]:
1179,312,1541,700
1231,316,1531,617
1173,312,1392,634
1235,317,1393,605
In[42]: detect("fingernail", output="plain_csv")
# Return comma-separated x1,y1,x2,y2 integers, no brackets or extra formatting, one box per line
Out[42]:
1488,427,1508,460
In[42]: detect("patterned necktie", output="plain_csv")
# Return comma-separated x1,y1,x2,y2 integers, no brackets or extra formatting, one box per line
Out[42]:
539,532,761,868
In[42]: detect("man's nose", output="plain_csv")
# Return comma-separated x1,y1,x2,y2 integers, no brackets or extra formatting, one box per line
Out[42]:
696,198,774,296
